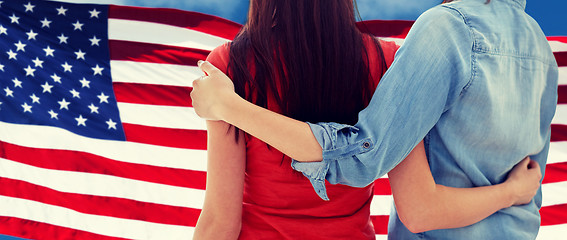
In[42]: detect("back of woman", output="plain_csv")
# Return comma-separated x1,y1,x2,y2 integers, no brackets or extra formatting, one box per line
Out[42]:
202,0,398,239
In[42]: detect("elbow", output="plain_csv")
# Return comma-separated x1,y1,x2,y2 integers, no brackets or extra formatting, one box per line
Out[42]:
194,213,242,239
395,205,434,233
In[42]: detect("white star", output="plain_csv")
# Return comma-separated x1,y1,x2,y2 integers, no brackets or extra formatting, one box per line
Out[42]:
92,64,104,75
4,87,14,97
75,115,87,126
41,82,53,93
7,49,17,60
9,14,19,24
72,20,84,31
12,78,22,88
22,102,32,113
56,6,67,15
89,8,101,18
51,73,62,83
62,62,73,72
89,35,100,46
24,65,35,76
40,18,51,28
26,29,38,40
0,1,3,8
30,94,40,104
106,119,117,130
24,2,35,12
0,64,4,71
0,25,7,35
88,103,99,114
58,34,68,44
48,110,58,119
79,78,90,88
58,98,70,110
69,89,80,98
97,92,109,103
44,46,55,57
75,49,86,60
32,57,44,68
14,41,26,52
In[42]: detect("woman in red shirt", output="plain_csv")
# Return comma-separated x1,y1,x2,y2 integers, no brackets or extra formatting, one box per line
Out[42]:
193,1,540,239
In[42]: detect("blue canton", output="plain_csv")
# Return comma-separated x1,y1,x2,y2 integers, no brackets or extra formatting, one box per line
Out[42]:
0,0,125,140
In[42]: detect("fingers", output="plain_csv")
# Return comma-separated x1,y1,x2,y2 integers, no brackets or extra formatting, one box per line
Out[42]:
198,60,220,75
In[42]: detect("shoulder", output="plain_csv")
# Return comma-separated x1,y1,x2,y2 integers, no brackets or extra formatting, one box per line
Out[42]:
410,5,470,39
205,42,231,74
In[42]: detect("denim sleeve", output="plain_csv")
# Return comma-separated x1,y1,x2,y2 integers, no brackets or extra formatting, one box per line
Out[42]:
291,6,474,200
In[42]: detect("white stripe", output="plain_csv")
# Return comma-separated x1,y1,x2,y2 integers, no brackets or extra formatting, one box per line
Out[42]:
537,224,567,240
559,67,567,85
379,37,405,46
549,40,567,52
552,104,567,125
0,196,194,240
117,102,206,130
542,181,567,207
0,159,205,209
548,142,567,165
375,234,388,240
0,122,207,172
108,19,229,51
111,60,202,87
370,195,393,216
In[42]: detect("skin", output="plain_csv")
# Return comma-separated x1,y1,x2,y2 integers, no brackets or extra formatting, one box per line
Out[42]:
191,61,542,234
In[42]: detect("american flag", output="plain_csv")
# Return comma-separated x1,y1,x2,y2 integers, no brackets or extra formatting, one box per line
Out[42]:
0,0,565,239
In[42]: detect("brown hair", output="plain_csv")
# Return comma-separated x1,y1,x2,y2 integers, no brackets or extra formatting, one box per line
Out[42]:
227,0,386,134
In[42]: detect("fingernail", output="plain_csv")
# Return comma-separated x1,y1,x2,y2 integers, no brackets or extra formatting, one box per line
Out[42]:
197,60,204,66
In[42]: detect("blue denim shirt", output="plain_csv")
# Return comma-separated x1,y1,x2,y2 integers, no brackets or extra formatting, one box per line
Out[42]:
291,0,558,238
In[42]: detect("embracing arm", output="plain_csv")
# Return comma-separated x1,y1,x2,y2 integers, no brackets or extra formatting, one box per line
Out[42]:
389,141,542,233
193,121,246,240
191,61,323,163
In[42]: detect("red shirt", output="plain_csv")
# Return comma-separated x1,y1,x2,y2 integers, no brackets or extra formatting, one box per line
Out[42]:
206,37,398,240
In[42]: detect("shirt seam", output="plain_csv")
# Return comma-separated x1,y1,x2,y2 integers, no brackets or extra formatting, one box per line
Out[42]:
440,5,476,106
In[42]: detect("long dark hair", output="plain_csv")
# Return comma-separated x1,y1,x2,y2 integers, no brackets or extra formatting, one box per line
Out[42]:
228,0,386,139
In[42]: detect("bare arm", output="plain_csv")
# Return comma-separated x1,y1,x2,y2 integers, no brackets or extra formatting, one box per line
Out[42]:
193,120,246,240
191,61,323,162
388,141,542,233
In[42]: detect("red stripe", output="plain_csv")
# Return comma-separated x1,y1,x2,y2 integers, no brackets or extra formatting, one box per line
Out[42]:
0,141,206,190
555,52,567,67
559,85,567,104
114,82,193,107
374,178,392,195
0,178,200,227
357,20,414,38
108,5,241,40
0,216,129,240
543,162,567,184
371,215,389,234
547,36,567,43
540,203,567,226
109,40,210,66
551,124,567,142
123,123,207,150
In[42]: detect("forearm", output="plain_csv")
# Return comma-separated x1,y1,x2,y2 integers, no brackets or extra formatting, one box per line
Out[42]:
388,142,515,233
395,183,513,233
219,93,323,162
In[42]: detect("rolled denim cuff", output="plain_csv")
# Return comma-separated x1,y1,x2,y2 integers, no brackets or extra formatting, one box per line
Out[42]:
291,159,330,201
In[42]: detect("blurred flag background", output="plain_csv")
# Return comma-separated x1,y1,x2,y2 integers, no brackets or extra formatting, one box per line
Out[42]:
0,0,565,239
